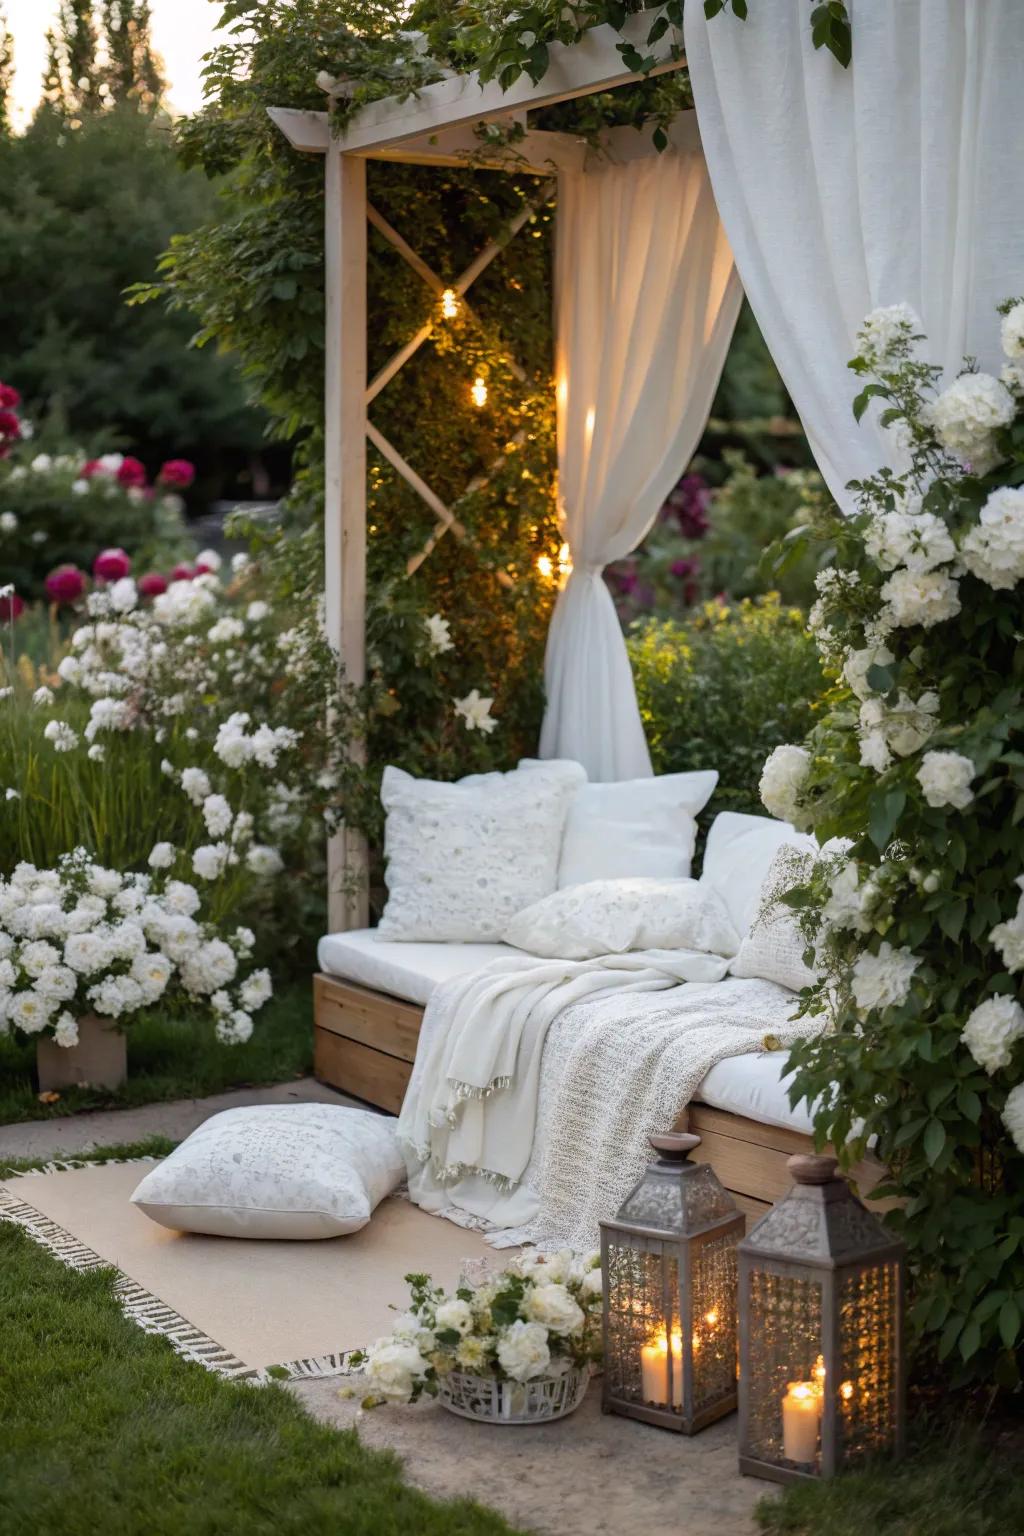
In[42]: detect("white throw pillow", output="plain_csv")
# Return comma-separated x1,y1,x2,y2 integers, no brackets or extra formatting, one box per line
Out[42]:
701,810,817,939
505,876,741,961
730,844,818,993
550,770,719,886
378,760,585,942
130,1104,405,1240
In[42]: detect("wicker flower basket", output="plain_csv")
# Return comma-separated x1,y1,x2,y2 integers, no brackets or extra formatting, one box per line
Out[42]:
437,1366,590,1425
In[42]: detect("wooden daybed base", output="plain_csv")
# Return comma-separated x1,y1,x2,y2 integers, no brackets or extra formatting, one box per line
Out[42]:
313,972,884,1227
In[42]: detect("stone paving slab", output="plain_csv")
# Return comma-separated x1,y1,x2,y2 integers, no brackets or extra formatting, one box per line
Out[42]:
0,1077,356,1162
291,1380,775,1536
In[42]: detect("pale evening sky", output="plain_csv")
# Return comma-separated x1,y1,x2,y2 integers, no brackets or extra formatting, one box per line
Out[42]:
5,0,226,127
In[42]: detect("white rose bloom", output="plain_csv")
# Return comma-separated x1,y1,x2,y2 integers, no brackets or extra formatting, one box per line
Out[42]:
524,1282,586,1336
130,951,173,1002
9,989,54,1033
850,943,920,1014
148,842,176,870
164,880,201,917
496,1320,551,1383
1002,362,1024,397
434,1298,474,1336
880,567,961,629
239,968,272,1010
960,487,1024,591
87,865,122,897
108,578,138,614
927,371,1013,467
453,688,497,735
233,925,256,954
861,690,938,759
153,913,199,960
960,997,1024,1075
41,718,76,753
916,751,975,811
821,862,875,934
424,612,454,655
246,600,269,622
192,843,230,881
34,965,76,1003
455,1336,493,1371
196,548,223,572
759,744,811,825
215,1008,253,1045
88,744,105,762
54,1012,79,1049
246,845,283,877
19,939,61,977
32,686,54,707
990,879,1024,973
865,509,955,575
1002,1083,1024,1155
202,793,233,838
208,617,244,645
856,304,919,362
88,975,144,1018
364,1337,429,1401
580,1268,603,1298
1000,300,1024,361
209,989,232,1015
180,767,212,806
64,931,112,975
842,644,895,702
0,510,17,532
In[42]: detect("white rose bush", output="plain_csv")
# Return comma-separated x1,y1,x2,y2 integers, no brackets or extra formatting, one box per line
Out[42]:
351,1251,602,1407
761,300,1024,1386
0,848,272,1047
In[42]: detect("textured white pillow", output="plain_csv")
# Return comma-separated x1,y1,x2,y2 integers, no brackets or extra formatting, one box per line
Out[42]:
730,844,818,993
701,810,817,939
505,876,741,961
551,770,719,886
378,760,585,942
130,1105,405,1240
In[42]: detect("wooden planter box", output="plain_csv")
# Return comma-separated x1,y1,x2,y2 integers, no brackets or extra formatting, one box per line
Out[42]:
36,1014,127,1092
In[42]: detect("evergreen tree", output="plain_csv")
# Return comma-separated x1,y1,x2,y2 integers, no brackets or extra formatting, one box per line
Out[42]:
103,1,164,109
41,2,101,119
0,9,13,135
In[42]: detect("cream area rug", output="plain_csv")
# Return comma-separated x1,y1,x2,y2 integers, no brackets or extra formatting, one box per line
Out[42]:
0,1160,508,1382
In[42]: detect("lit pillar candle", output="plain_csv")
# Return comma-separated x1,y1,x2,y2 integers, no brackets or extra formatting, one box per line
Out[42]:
781,1381,820,1463
641,1330,683,1408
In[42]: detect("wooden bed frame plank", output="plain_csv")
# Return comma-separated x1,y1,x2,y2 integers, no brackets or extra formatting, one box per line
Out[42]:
312,972,886,1217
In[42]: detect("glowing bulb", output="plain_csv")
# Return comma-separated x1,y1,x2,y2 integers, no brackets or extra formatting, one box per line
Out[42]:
840,1381,855,1402
557,542,572,579
440,287,459,319
536,554,554,579
704,1309,719,1328
471,376,488,409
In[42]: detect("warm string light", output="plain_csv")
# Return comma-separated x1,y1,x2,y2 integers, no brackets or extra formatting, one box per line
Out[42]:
536,542,573,584
471,376,488,409
440,287,460,320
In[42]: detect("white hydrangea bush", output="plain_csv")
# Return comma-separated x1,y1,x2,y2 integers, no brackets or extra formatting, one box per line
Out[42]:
0,848,272,1047
759,300,1024,1382
350,1250,603,1407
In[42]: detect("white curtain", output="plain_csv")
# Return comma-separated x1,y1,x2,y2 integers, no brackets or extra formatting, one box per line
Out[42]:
685,0,1024,506
539,125,742,781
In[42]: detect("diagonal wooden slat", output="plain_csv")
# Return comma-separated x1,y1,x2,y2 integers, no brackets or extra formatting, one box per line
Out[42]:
406,430,527,578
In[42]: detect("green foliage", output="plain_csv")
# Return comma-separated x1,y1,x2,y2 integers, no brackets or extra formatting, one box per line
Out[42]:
0,984,312,1125
0,1219,525,1536
628,594,826,822
0,107,264,498
772,308,1024,1388
0,7,12,134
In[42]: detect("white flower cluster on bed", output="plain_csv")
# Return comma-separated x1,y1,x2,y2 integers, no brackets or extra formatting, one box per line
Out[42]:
352,1250,603,1406
0,848,272,1047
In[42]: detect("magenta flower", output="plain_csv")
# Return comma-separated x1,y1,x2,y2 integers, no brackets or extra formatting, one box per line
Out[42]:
116,456,147,488
93,548,132,581
0,589,25,621
45,564,87,604
138,572,168,597
158,459,196,490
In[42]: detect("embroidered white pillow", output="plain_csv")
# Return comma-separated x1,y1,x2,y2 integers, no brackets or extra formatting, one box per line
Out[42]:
130,1104,405,1240
551,770,718,886
729,844,818,993
701,810,817,939
378,760,585,942
505,877,741,961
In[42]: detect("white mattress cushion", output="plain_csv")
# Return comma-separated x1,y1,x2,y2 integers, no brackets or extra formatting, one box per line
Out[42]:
700,810,817,938
317,928,514,1006
697,1051,815,1135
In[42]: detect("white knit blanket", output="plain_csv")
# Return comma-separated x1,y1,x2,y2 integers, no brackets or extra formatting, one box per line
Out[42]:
398,953,815,1250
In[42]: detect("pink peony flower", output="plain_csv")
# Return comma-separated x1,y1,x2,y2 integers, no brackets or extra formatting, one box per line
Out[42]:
93,548,132,581
81,459,103,479
138,571,168,597
158,459,196,489
0,408,21,439
116,456,147,488
45,564,87,604
170,563,195,582
0,383,21,410
0,589,24,621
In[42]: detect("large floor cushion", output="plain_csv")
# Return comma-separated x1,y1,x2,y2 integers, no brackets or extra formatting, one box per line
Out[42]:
316,929,514,1008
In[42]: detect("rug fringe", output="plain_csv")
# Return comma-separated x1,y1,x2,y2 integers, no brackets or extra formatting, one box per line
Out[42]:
0,1175,362,1386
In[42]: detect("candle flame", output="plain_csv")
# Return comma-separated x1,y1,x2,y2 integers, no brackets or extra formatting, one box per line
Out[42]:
789,1382,817,1403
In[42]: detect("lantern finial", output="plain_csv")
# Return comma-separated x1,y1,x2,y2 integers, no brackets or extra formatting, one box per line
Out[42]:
649,1132,701,1161
786,1154,840,1185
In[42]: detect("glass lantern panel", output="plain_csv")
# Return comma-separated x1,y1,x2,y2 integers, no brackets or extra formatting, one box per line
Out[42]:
746,1267,824,1473
837,1261,900,1464
604,1238,683,1412
691,1232,738,1415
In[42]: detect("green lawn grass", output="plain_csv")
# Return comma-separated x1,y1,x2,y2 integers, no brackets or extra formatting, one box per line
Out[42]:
0,1218,523,1536
0,982,314,1124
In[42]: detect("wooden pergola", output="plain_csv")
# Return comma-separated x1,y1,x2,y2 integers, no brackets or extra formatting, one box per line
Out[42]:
270,9,688,933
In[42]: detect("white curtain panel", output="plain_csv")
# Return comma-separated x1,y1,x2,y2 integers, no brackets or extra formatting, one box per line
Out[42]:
685,0,1024,506
539,127,741,781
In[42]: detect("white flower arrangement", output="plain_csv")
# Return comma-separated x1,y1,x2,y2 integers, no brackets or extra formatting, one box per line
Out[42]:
0,848,272,1047
759,743,811,828
352,1250,602,1406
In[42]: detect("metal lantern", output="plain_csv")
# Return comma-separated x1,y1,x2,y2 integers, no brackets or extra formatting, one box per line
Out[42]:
738,1153,906,1484
600,1131,743,1434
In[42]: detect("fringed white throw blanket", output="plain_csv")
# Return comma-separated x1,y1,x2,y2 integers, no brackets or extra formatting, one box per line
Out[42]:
398,953,815,1250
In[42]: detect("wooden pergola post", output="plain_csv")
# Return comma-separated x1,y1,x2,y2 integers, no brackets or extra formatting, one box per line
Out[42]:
324,148,369,932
